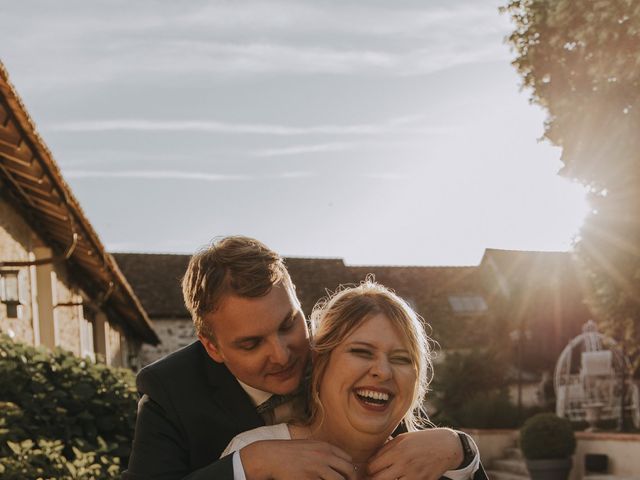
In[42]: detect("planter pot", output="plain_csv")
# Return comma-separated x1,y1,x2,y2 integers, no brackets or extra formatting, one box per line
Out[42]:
525,458,572,480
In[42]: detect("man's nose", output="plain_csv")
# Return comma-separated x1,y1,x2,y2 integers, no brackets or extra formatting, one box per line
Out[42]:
269,336,290,365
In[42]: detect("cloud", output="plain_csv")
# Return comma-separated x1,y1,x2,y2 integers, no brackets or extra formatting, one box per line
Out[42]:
266,171,315,179
94,39,507,78
63,169,317,181
64,170,252,181
2,0,511,91
252,142,355,157
47,117,451,136
362,173,410,180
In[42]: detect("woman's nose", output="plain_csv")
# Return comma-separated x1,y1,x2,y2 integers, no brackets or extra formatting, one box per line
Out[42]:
370,356,392,380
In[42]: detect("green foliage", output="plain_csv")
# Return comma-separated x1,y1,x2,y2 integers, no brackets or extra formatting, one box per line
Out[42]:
0,334,137,479
502,0,640,374
454,390,521,429
0,437,120,480
430,349,517,428
520,413,576,460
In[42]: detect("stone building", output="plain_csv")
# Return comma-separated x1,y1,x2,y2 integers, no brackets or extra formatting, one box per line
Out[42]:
0,63,159,368
112,253,192,365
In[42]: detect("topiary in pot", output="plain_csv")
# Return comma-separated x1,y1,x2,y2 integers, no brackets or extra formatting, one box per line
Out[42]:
520,413,576,480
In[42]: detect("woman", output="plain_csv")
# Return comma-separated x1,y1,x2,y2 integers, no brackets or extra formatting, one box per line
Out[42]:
222,280,478,479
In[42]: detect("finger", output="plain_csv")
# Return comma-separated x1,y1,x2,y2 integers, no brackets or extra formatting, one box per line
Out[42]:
318,465,351,480
326,457,358,480
368,436,400,467
327,443,353,463
368,463,404,480
367,447,395,476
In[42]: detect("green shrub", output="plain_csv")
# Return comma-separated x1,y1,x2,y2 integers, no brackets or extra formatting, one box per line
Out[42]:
430,349,519,428
455,390,521,429
520,413,576,460
0,334,137,479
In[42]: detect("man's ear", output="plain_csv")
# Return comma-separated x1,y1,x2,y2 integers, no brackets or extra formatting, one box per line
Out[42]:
198,334,225,363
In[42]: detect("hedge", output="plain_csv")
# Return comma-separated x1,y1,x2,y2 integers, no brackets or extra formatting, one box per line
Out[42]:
0,333,137,479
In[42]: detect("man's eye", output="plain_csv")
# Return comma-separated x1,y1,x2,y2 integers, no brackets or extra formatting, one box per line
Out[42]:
239,341,260,351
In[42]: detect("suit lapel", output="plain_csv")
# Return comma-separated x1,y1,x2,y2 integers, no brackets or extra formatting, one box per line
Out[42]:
200,346,264,432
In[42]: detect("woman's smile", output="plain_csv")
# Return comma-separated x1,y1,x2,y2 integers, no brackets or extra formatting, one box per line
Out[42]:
353,386,394,411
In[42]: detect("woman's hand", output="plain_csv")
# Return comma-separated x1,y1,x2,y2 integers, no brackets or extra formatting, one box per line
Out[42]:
367,428,463,480
241,439,358,480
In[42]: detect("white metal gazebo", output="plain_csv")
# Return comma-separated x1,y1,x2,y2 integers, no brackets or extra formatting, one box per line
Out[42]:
554,320,640,429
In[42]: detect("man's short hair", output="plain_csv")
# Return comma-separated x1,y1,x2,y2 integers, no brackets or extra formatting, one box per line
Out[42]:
182,236,293,339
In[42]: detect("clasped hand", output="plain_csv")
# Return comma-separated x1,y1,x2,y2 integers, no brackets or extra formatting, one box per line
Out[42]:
241,429,462,480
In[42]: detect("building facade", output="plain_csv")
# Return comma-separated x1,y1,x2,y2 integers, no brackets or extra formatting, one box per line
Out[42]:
0,63,158,368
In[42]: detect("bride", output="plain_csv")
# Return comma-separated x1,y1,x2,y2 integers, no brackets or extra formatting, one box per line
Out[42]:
222,280,479,479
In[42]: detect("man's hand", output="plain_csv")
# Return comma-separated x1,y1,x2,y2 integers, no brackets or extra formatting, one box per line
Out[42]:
367,428,463,480
241,439,358,480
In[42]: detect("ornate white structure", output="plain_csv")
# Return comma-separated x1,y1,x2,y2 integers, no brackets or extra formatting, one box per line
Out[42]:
555,320,640,429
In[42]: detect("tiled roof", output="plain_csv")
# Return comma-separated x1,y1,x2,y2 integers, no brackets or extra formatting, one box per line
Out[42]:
0,62,158,345
481,248,575,283
113,252,491,348
112,253,190,318
112,249,594,366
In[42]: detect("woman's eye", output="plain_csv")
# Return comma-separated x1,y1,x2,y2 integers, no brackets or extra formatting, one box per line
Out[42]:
279,321,293,332
391,356,412,365
349,348,373,357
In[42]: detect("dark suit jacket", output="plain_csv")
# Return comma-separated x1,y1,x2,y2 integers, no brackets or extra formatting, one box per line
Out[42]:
122,341,264,480
122,341,489,480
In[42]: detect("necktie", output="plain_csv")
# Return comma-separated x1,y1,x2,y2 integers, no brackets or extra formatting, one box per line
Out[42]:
256,394,291,416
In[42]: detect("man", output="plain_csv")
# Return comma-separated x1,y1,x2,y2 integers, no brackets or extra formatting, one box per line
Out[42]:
123,236,484,480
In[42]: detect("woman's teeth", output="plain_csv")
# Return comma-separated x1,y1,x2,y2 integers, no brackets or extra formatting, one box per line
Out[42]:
355,389,390,404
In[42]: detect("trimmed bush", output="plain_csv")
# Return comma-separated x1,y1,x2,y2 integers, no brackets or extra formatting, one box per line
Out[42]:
520,413,576,460
0,334,137,479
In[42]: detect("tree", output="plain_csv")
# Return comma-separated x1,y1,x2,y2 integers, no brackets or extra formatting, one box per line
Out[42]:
501,0,640,374
429,349,519,428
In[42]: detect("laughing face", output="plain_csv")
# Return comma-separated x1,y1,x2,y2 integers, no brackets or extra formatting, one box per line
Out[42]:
317,313,417,439
199,282,310,395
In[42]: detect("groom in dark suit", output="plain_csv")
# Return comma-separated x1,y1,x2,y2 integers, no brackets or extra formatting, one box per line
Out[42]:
123,236,485,480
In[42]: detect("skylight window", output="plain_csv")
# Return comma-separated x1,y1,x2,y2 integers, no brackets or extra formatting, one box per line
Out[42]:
448,294,487,314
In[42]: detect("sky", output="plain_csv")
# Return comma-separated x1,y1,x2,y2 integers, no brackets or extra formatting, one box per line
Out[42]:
0,0,589,266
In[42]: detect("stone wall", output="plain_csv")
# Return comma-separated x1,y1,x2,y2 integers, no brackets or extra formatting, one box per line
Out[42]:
52,268,82,356
465,429,640,479
1,195,145,370
0,197,35,344
107,322,122,366
573,431,640,479
140,318,194,366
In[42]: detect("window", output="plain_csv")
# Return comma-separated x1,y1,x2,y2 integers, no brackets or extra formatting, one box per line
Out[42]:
1,271,21,318
448,294,488,314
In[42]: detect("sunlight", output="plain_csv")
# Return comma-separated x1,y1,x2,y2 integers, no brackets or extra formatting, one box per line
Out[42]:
558,180,591,249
